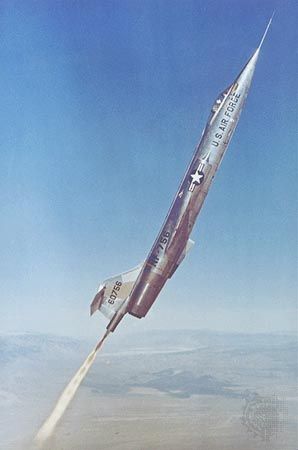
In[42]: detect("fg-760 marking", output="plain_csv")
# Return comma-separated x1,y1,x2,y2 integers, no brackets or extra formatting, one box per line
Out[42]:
148,230,171,268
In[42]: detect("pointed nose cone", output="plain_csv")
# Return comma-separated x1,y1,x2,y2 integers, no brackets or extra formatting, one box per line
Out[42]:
235,47,260,89
234,15,273,92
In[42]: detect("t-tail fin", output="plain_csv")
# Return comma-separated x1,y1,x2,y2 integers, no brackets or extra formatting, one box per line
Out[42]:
90,264,142,320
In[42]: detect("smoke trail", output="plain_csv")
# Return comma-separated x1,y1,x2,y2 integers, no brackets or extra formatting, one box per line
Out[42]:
34,334,107,448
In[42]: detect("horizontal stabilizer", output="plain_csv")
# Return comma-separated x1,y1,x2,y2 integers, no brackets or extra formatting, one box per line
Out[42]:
168,238,195,278
90,284,106,316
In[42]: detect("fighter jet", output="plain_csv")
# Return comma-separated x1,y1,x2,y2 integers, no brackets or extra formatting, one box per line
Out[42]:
90,18,273,338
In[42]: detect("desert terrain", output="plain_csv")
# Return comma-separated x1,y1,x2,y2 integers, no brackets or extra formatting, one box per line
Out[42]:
1,330,297,450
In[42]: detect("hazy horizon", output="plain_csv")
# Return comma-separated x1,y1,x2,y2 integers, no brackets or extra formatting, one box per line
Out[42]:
1,329,297,450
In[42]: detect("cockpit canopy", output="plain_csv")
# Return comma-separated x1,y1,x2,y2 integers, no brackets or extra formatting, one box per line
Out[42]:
208,84,232,123
211,92,226,113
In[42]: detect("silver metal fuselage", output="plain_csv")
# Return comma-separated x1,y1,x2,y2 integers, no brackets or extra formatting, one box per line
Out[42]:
106,41,264,332
126,50,260,320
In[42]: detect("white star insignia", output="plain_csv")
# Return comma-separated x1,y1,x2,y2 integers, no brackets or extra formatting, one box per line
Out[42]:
190,171,204,185
188,169,204,192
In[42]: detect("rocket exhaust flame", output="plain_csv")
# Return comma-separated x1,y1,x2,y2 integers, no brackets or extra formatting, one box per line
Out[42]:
34,333,108,448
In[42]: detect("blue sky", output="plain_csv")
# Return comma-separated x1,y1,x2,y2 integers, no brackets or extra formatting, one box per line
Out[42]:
0,0,297,337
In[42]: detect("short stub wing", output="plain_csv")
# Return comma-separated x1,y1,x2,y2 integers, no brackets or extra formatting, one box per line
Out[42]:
90,264,143,320
177,238,195,265
168,238,195,278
